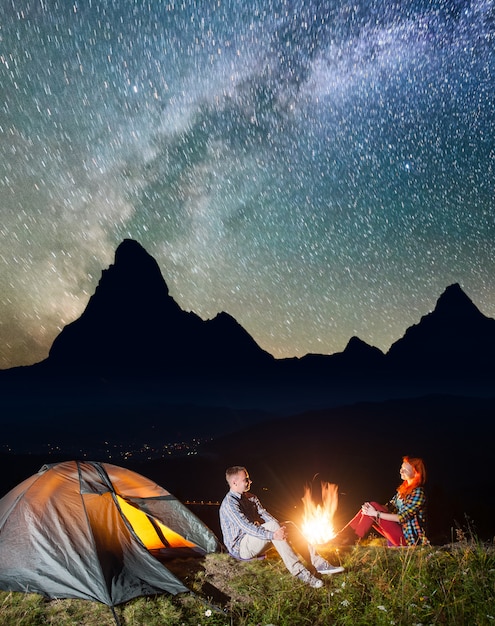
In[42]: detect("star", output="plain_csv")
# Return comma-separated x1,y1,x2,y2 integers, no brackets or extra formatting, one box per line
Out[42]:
1,0,494,369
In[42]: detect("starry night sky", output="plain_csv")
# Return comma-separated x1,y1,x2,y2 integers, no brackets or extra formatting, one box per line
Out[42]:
1,0,494,369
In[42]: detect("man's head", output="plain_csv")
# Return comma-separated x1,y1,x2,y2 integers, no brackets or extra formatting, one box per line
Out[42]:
225,466,252,494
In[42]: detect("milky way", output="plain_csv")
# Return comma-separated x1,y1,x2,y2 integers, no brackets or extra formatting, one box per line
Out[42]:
1,0,494,369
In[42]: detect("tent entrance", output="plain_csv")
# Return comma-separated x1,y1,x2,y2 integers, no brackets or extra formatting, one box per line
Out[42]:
116,495,196,550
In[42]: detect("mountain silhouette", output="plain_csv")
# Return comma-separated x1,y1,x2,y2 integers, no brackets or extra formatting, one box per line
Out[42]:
47,239,275,377
3,239,495,392
46,240,487,382
386,282,495,378
294,335,386,375
1,238,494,455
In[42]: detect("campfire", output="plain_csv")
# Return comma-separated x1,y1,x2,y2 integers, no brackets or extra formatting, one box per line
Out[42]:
301,481,338,545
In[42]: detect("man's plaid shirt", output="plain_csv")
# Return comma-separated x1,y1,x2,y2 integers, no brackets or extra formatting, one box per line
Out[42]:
219,491,277,558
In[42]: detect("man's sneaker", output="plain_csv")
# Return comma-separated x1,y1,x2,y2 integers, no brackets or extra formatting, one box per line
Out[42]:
296,569,324,588
317,563,345,576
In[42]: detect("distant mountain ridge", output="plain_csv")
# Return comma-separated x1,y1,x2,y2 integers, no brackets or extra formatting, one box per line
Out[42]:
3,238,495,387
1,238,494,455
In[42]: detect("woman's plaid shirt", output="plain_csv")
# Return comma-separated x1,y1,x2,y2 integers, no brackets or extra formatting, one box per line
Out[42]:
389,486,429,545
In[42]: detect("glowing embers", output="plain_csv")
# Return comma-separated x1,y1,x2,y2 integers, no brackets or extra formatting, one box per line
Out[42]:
301,482,338,546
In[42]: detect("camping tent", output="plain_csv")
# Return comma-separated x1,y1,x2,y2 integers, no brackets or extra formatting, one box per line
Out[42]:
0,460,220,608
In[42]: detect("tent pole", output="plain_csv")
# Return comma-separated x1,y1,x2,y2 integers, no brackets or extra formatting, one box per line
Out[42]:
110,605,122,626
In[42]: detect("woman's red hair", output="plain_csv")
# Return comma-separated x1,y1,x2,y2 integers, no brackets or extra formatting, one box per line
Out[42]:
397,456,426,497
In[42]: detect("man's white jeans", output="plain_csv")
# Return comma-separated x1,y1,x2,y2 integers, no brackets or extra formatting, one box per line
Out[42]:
238,519,321,576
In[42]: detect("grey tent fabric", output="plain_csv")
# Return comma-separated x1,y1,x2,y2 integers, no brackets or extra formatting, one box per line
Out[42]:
0,460,220,606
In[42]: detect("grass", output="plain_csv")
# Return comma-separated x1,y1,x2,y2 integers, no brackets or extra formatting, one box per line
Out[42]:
1,535,494,626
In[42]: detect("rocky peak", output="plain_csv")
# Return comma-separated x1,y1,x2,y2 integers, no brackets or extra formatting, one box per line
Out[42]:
386,283,495,373
433,282,485,321
47,239,271,377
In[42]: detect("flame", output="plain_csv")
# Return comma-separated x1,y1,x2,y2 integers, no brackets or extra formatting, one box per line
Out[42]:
301,481,338,545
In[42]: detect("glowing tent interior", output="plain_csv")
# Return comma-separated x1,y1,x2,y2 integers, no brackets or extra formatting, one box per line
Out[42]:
0,460,220,609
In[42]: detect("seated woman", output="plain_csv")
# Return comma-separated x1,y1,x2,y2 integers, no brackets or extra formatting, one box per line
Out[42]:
331,456,430,547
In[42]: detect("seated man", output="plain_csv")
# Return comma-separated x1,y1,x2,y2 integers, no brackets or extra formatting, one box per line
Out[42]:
219,465,344,588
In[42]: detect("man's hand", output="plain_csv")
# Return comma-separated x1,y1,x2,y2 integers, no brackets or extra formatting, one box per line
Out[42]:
273,526,287,541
